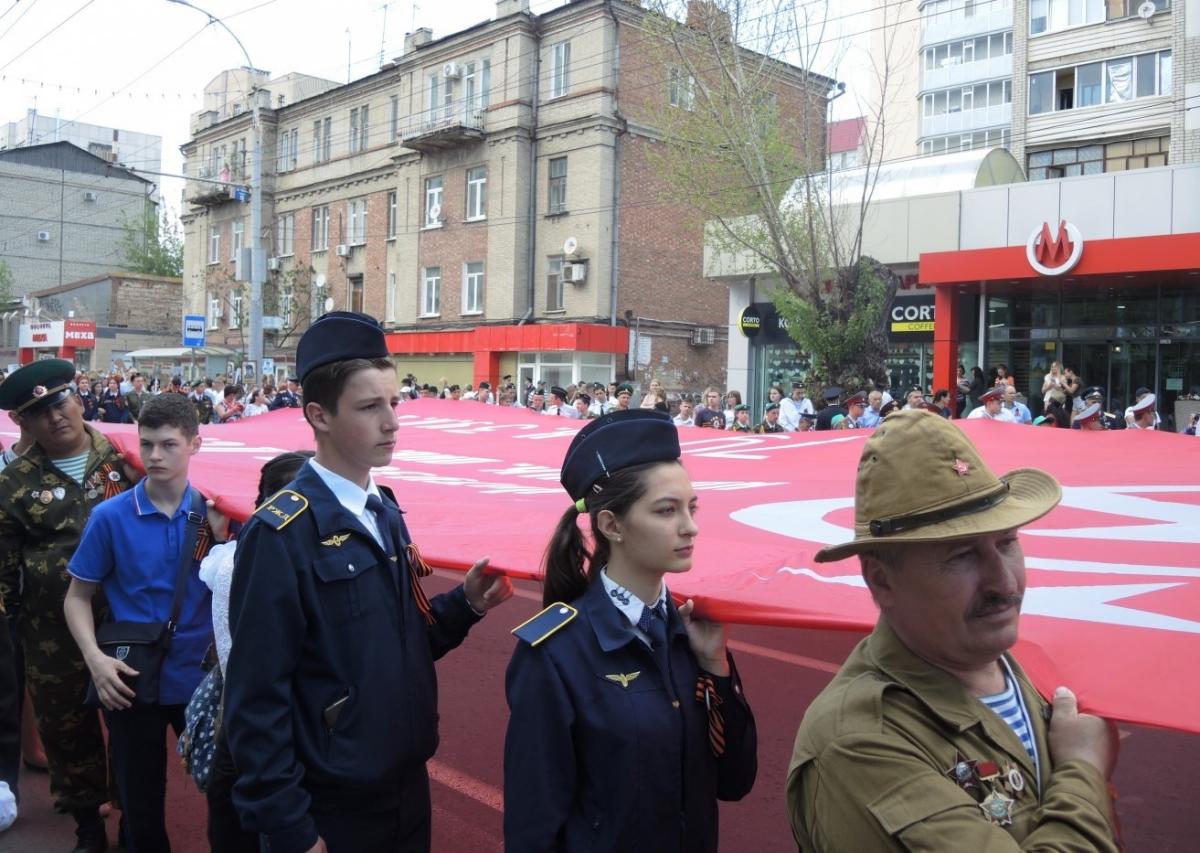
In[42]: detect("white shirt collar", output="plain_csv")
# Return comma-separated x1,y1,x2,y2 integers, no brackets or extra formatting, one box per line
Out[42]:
307,457,382,518
600,568,668,634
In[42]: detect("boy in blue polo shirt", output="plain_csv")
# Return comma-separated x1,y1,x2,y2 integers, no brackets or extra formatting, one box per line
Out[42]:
64,393,227,852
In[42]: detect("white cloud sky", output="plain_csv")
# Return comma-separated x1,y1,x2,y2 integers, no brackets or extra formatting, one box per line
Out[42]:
0,0,871,212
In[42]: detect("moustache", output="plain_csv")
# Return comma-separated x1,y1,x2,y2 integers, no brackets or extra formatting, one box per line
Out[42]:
969,594,1023,619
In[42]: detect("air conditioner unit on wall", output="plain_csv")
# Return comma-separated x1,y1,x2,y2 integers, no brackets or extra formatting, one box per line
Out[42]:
442,62,462,79
83,191,98,202
335,244,351,257
563,261,587,283
267,257,282,271
690,327,716,346
36,230,51,242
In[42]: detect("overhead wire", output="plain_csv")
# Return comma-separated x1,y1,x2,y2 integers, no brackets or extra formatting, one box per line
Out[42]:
0,0,94,75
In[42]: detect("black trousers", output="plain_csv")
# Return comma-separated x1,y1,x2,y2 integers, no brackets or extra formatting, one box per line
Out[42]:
307,765,432,853
206,730,257,853
104,703,186,853
0,615,20,802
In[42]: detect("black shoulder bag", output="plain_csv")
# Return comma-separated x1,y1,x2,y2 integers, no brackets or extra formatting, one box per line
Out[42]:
85,489,204,708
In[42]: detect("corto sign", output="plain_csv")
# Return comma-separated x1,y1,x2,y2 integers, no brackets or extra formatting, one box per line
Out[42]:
738,305,763,338
1027,219,1084,276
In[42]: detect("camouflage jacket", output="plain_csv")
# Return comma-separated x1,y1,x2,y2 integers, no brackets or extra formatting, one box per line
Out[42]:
0,425,136,618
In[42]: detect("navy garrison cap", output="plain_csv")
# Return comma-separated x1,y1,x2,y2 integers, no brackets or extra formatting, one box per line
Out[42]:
560,409,680,501
296,311,389,382
0,359,76,415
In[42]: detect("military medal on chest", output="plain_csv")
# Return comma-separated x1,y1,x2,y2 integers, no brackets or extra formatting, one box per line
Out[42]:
945,751,981,792
979,788,1015,826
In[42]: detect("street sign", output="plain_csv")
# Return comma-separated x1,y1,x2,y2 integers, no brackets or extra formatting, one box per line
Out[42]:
233,186,250,203
183,314,206,348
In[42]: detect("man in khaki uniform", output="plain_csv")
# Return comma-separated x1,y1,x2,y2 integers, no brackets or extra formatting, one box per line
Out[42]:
0,359,137,852
787,409,1119,851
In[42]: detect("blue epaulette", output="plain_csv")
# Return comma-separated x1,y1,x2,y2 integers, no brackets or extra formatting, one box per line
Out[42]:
253,489,308,531
512,602,578,646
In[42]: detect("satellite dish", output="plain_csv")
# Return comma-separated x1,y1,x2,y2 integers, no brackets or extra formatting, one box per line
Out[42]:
1137,0,1156,18
562,236,579,256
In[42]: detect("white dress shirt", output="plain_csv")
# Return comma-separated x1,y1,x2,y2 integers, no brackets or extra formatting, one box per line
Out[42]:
308,458,385,549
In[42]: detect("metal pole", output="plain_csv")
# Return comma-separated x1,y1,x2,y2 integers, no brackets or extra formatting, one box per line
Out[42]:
166,0,263,374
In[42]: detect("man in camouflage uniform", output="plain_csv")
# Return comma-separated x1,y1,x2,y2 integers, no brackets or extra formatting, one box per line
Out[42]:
0,359,137,853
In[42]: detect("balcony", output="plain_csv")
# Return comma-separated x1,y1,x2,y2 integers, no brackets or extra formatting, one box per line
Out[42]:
921,4,1013,48
921,103,1012,138
399,106,485,153
185,163,246,208
922,55,1012,94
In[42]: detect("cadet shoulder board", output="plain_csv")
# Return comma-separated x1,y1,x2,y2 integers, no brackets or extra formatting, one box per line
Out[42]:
254,489,309,531
512,602,578,646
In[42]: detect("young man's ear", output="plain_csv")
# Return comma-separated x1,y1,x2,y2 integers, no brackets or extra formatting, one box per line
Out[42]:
305,401,331,435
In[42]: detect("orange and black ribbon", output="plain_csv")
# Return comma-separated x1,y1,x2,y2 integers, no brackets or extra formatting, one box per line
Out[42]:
404,542,437,626
193,519,213,562
98,462,124,499
695,674,725,757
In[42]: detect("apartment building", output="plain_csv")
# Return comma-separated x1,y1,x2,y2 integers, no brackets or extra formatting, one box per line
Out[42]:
0,110,163,189
918,0,1015,156
1011,0,1197,179
178,0,828,391
0,142,154,295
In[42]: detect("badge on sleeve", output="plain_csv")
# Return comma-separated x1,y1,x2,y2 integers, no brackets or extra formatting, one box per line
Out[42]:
512,602,578,647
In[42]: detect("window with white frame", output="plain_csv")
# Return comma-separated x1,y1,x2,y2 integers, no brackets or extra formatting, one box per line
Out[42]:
921,80,1011,118
1028,50,1170,115
277,127,298,172
390,95,400,138
426,72,441,119
466,167,487,220
548,157,567,214
348,198,368,245
313,117,332,163
550,41,570,98
387,191,397,238
276,213,295,256
546,255,564,311
312,205,329,251
464,60,491,112
669,67,696,110
420,267,441,316
231,219,245,260
208,224,220,264
281,285,295,328
386,272,397,322
207,292,222,329
463,262,484,314
424,176,443,226
923,32,1012,72
230,289,244,330
1031,0,1138,34
349,105,369,153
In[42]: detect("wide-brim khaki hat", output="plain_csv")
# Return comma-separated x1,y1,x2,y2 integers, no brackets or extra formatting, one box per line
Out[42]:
814,409,1061,563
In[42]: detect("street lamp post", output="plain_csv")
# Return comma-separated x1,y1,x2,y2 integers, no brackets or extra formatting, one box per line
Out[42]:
167,0,265,378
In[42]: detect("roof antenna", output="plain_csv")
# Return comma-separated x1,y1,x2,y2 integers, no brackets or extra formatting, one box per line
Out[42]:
378,3,390,68
346,28,352,83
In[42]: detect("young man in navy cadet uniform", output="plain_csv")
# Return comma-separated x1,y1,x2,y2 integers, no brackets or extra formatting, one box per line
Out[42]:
222,311,513,853
814,386,845,431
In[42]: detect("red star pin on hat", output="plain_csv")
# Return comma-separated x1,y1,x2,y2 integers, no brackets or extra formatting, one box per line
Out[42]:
953,459,970,476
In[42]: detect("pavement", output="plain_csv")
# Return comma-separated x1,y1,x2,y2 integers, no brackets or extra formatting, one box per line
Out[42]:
3,572,1198,852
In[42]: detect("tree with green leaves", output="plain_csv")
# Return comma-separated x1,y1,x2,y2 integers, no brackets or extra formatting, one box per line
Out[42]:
0,258,13,305
117,205,184,278
642,0,903,394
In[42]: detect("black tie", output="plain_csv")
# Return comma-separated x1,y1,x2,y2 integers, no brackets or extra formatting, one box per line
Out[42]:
365,494,402,589
638,603,670,674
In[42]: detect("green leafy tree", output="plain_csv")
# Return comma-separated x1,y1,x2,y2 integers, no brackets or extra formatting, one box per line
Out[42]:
117,205,184,278
642,0,904,393
0,258,13,305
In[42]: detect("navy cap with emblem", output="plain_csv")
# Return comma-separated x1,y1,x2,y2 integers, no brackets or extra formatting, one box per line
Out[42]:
550,386,568,400
1083,386,1105,400
560,409,680,501
296,311,389,382
823,386,842,402
792,380,805,390
764,402,780,412
0,359,76,415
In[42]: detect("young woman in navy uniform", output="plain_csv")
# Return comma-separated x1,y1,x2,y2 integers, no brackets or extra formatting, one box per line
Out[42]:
503,409,757,852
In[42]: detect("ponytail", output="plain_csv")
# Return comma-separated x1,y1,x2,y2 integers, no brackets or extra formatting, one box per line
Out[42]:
540,461,675,607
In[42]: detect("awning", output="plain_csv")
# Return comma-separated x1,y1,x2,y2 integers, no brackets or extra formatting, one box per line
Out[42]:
123,347,237,359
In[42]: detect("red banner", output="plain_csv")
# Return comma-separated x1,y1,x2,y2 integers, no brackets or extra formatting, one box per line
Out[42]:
81,402,1199,734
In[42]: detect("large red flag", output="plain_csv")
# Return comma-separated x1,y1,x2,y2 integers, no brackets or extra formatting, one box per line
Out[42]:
58,401,1199,735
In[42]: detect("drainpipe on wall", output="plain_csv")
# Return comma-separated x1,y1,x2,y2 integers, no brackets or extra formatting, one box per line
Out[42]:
521,14,542,326
606,0,624,328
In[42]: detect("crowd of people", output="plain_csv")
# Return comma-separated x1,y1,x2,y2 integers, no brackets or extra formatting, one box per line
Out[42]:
0,324,1177,853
